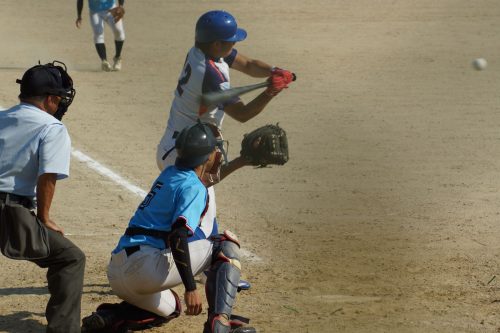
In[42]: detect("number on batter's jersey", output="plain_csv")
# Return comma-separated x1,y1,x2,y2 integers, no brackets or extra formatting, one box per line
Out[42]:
176,63,192,96
139,181,163,210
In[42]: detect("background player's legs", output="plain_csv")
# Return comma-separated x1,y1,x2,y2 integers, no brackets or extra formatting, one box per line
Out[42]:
90,11,112,71
94,44,108,63
113,40,124,70
105,13,126,71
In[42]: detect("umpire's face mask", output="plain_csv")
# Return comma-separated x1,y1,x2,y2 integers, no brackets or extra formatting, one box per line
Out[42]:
53,95,71,121
52,65,76,121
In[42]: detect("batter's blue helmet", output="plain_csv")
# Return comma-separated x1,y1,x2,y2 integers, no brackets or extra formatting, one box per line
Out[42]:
195,10,247,43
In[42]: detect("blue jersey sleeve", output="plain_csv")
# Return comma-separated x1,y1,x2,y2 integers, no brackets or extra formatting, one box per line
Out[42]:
173,184,207,236
224,48,238,67
202,59,226,94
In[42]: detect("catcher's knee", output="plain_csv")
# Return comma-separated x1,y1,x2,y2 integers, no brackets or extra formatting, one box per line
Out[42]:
205,231,242,317
212,230,241,270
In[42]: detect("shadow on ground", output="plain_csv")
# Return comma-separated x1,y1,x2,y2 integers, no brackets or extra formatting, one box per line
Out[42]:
0,283,112,296
0,311,45,332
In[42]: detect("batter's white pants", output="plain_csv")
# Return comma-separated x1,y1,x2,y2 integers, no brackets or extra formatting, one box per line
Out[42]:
107,240,213,317
90,8,125,44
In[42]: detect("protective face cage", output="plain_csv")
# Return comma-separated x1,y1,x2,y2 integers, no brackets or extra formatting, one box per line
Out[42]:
50,61,76,120
44,61,76,111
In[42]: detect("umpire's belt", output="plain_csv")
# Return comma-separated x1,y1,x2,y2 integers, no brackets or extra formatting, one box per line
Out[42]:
125,227,170,248
0,192,33,209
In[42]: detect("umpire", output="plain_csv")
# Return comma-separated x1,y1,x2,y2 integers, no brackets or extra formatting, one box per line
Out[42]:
0,61,85,333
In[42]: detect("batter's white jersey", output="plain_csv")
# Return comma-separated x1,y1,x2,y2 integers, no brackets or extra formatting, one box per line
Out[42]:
166,46,238,132
159,47,238,151
156,46,239,239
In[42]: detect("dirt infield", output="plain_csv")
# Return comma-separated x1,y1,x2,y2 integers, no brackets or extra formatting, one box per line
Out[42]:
1,1,500,332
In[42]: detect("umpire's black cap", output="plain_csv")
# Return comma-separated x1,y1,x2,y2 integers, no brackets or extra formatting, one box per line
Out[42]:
16,61,73,99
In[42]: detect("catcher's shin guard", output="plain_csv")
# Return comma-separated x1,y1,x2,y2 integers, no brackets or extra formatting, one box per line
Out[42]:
204,231,242,333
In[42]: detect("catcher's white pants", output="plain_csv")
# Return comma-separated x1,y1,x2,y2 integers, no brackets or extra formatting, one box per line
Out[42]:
107,240,213,317
90,8,125,44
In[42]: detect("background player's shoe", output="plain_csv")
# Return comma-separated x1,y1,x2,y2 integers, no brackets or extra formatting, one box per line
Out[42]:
101,60,112,72
113,57,122,71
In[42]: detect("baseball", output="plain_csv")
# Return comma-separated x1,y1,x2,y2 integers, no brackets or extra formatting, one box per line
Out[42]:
472,58,487,70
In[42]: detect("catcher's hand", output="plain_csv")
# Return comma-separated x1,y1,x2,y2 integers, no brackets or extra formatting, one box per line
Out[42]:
240,124,289,167
109,6,125,23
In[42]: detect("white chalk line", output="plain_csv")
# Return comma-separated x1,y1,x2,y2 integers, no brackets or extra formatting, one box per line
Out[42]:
71,148,262,262
71,149,147,197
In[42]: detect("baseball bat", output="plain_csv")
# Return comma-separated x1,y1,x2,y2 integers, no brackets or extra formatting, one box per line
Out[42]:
201,73,296,106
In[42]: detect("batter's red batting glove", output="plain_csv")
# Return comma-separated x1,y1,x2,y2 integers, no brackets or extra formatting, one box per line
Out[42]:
265,68,294,97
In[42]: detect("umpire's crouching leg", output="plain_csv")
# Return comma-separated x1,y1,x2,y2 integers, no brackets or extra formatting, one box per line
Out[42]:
31,229,86,333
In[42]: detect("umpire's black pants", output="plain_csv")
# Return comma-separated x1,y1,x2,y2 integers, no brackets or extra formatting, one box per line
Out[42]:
30,229,86,333
0,195,86,333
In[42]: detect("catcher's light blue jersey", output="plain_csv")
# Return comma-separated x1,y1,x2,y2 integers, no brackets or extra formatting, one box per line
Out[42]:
113,166,208,252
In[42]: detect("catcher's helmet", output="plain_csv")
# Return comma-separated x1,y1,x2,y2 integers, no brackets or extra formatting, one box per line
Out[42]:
195,10,247,43
175,121,218,168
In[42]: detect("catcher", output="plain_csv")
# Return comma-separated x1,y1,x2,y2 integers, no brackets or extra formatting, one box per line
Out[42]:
81,122,257,333
75,0,126,71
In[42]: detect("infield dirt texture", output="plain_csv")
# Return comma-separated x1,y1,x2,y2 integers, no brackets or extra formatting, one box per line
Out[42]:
1,1,500,332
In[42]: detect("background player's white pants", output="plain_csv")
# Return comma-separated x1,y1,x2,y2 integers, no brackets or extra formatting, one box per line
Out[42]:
156,135,217,238
90,8,125,44
107,241,213,317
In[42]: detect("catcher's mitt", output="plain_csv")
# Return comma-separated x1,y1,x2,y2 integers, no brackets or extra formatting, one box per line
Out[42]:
109,6,125,23
240,124,289,167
